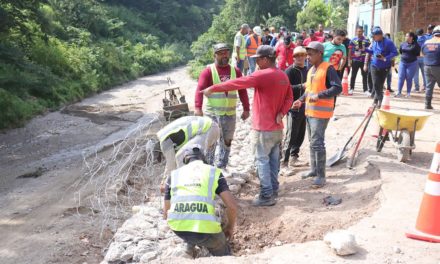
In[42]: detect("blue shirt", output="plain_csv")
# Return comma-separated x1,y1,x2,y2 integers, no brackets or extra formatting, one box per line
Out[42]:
399,42,420,63
366,38,398,69
349,36,371,62
422,37,440,66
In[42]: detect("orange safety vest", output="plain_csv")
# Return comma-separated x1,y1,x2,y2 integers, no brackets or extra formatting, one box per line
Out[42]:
305,62,335,119
246,34,261,56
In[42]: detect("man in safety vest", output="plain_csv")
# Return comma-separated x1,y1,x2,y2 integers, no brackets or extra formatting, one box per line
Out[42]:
195,43,250,169
246,26,262,75
157,116,220,192
232,24,250,73
163,145,238,257
292,42,342,188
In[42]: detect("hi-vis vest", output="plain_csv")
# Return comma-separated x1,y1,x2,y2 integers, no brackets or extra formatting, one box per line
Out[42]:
157,116,212,150
246,34,262,56
232,31,246,60
167,160,222,233
205,64,237,116
305,62,335,119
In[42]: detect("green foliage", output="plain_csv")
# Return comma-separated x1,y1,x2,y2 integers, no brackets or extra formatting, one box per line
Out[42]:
296,0,348,30
0,0,218,128
189,0,304,78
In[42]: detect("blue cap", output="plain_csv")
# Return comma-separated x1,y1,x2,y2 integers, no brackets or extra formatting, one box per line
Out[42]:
372,27,383,35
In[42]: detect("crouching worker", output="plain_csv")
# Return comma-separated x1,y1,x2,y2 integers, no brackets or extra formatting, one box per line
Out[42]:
163,145,238,257
157,116,220,192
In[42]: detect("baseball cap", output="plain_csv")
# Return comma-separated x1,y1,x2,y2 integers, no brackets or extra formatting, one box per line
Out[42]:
433,25,440,36
250,45,276,58
293,46,307,55
213,43,230,53
372,27,383,35
305,41,324,53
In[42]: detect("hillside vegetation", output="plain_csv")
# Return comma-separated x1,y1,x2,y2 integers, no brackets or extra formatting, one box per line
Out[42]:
0,0,222,128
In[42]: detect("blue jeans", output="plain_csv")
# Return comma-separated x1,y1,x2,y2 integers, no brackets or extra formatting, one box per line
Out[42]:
236,59,244,73
386,69,392,89
397,60,418,95
247,57,257,75
414,57,427,90
252,130,283,197
307,117,329,152
207,115,236,168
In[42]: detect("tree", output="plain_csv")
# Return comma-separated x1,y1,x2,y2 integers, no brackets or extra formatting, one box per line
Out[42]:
296,0,328,30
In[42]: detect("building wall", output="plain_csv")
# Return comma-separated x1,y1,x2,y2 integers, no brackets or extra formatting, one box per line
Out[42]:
398,0,440,33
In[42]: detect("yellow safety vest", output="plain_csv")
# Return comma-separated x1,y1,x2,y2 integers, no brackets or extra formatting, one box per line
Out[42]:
205,64,237,116
232,31,247,60
156,116,212,151
167,160,222,233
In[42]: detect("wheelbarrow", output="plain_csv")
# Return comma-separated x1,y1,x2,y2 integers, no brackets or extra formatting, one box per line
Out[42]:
375,109,432,162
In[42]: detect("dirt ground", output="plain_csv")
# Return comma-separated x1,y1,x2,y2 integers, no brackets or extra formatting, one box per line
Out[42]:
1,66,440,264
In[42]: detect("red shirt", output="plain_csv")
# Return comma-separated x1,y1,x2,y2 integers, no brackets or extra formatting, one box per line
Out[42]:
210,68,293,131
276,43,295,70
314,31,324,38
303,36,324,46
195,65,250,112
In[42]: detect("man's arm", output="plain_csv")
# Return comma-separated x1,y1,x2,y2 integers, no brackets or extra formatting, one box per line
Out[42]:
195,68,212,115
219,190,238,239
319,66,342,98
205,74,258,95
163,175,172,219
385,40,398,61
280,83,294,115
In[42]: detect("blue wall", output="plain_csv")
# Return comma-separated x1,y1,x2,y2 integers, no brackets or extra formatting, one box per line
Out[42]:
357,1,383,36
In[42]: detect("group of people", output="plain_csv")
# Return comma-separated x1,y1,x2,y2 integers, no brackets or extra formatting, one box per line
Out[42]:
156,23,440,257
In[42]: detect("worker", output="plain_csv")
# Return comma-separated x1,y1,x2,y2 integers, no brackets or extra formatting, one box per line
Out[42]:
156,116,220,192
163,145,238,257
282,46,309,168
292,42,342,188
422,25,440,109
246,26,262,74
195,43,250,169
201,45,293,206
232,24,249,73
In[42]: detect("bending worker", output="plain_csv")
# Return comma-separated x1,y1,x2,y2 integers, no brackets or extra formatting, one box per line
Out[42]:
157,116,220,192
163,145,238,257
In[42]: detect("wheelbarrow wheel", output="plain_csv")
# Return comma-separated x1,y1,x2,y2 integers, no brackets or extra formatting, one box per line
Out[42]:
397,130,411,162
376,127,388,152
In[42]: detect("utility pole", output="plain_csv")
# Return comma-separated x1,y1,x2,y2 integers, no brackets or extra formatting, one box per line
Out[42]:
371,0,376,33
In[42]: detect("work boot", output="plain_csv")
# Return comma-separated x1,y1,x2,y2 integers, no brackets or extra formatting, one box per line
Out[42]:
252,195,276,207
301,151,316,179
312,150,326,188
425,98,433,110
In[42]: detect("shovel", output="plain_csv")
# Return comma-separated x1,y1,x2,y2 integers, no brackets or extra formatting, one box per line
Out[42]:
327,106,375,167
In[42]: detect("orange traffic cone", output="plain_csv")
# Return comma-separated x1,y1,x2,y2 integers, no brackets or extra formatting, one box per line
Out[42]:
381,90,391,110
406,142,440,243
342,68,349,96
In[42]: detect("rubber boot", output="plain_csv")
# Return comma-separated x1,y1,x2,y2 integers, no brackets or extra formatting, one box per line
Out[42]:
312,150,326,188
425,97,433,110
301,150,317,179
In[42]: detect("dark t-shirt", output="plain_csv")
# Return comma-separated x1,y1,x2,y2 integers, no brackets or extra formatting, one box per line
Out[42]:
164,172,229,200
262,35,274,45
285,65,308,114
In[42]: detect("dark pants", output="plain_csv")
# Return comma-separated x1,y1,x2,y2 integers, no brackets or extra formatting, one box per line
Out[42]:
350,60,368,91
337,64,350,80
371,66,390,105
283,111,306,162
174,231,231,257
368,63,373,93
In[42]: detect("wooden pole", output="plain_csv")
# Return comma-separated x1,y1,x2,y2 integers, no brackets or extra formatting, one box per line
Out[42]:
371,0,376,33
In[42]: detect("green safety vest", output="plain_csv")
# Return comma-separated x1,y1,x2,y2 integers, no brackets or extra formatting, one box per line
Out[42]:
205,64,237,116
167,160,222,233
232,31,246,60
157,117,212,151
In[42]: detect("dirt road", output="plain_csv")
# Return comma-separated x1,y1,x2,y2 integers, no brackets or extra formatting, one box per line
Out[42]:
0,67,198,264
1,65,440,264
